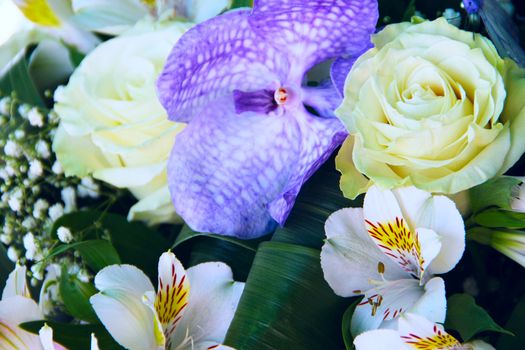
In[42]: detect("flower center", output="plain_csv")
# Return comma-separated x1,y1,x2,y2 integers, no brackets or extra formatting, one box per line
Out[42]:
233,86,294,114
274,87,288,105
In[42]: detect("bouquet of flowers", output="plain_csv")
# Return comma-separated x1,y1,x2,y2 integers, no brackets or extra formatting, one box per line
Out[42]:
0,0,524,349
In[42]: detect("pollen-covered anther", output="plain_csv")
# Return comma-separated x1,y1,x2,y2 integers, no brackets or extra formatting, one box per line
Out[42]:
274,87,289,105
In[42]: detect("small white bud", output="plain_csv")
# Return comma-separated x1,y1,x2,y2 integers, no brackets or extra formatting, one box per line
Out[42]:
51,161,63,175
28,160,44,179
22,217,36,230
77,269,90,283
14,130,25,140
0,233,12,245
78,177,100,198
35,140,50,159
56,226,73,243
17,104,30,119
61,187,77,213
23,232,37,261
33,198,50,219
0,97,11,115
27,107,44,127
4,140,22,157
48,203,64,221
8,189,23,212
7,246,19,262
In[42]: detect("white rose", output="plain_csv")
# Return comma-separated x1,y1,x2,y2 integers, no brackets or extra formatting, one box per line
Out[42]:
53,20,190,225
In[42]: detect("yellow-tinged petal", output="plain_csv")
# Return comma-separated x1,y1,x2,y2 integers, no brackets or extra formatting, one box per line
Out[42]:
335,137,372,200
13,0,61,26
155,252,190,341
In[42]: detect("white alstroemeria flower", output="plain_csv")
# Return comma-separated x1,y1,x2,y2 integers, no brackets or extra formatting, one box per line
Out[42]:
72,0,232,35
354,313,495,350
0,264,66,349
511,182,525,213
90,252,243,350
321,186,465,336
11,0,99,52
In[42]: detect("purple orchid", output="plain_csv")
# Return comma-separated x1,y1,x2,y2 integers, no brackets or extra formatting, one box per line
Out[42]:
157,0,378,238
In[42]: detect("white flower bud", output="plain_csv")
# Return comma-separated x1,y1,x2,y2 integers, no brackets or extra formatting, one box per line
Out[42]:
4,140,22,157
30,264,44,280
0,233,12,245
8,189,23,212
77,269,90,283
28,107,44,127
78,177,100,198
17,104,30,119
48,203,64,221
33,198,50,219
23,232,37,261
56,226,73,243
35,140,51,159
14,130,25,140
7,246,19,262
22,217,36,230
51,161,63,175
28,160,44,179
61,187,77,213
0,97,11,115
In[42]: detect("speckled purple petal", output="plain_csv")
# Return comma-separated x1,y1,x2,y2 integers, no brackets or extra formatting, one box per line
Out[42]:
157,9,290,121
168,95,346,238
330,44,372,97
463,0,480,14
250,0,379,76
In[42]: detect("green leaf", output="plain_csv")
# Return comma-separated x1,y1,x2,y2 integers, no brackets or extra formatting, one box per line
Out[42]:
473,208,525,229
231,0,253,8
342,299,361,350
0,244,14,292
59,267,98,323
469,176,522,213
21,320,124,350
224,242,348,349
445,294,513,341
50,210,170,277
174,224,261,252
0,47,45,106
401,0,416,21
497,295,525,349
46,240,120,272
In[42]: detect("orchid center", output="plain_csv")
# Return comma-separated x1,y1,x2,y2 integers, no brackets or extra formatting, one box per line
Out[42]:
274,87,289,105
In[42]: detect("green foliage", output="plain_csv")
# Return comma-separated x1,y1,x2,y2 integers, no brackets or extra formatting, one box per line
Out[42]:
231,0,253,8
446,294,512,341
0,47,45,106
498,295,525,349
0,244,14,292
46,240,121,272
21,321,124,350
473,209,525,229
59,267,98,323
469,176,521,214
342,299,361,350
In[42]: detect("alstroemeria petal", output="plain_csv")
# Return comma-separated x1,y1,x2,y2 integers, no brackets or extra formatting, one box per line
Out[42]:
363,186,424,277
0,320,43,350
185,0,232,23
351,277,446,336
167,262,244,349
0,295,42,324
321,208,408,297
250,0,378,74
2,264,30,299
168,96,344,237
157,10,289,121
93,264,154,297
155,252,190,340
91,333,100,350
398,313,461,349
466,340,496,350
90,289,159,350
354,329,408,350
39,324,66,350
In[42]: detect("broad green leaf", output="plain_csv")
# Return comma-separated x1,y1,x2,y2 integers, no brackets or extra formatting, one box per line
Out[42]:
473,208,525,229
497,295,525,349
231,0,252,8
0,243,14,292
174,224,261,252
469,177,522,214
50,240,121,272
21,320,124,350
0,47,45,106
342,299,361,350
445,294,513,341
224,242,348,349
59,267,98,323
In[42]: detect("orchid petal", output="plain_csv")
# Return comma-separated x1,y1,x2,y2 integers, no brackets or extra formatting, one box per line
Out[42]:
354,329,408,350
398,313,461,349
331,45,372,97
2,264,30,299
250,0,378,74
363,186,425,277
321,208,408,297
157,9,289,121
167,262,244,349
155,252,190,341
168,96,344,237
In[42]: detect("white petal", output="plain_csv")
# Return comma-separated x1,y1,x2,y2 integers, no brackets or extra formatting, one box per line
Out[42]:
468,340,496,350
94,264,154,298
39,324,63,350
408,277,447,324
155,252,189,336
321,208,407,297
90,290,158,350
0,319,42,350
354,329,408,350
91,333,99,350
168,262,244,348
92,162,165,188
128,186,182,225
2,264,30,299
391,187,431,231
417,195,466,274
416,228,441,275
351,279,423,336
0,295,42,324
398,313,461,349
364,186,424,277
185,0,232,23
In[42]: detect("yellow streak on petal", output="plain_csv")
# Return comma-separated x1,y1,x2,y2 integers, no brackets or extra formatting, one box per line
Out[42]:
403,330,461,349
141,0,156,7
14,0,60,26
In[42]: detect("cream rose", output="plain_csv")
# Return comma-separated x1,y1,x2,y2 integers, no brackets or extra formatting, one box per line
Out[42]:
336,18,525,198
53,20,191,225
